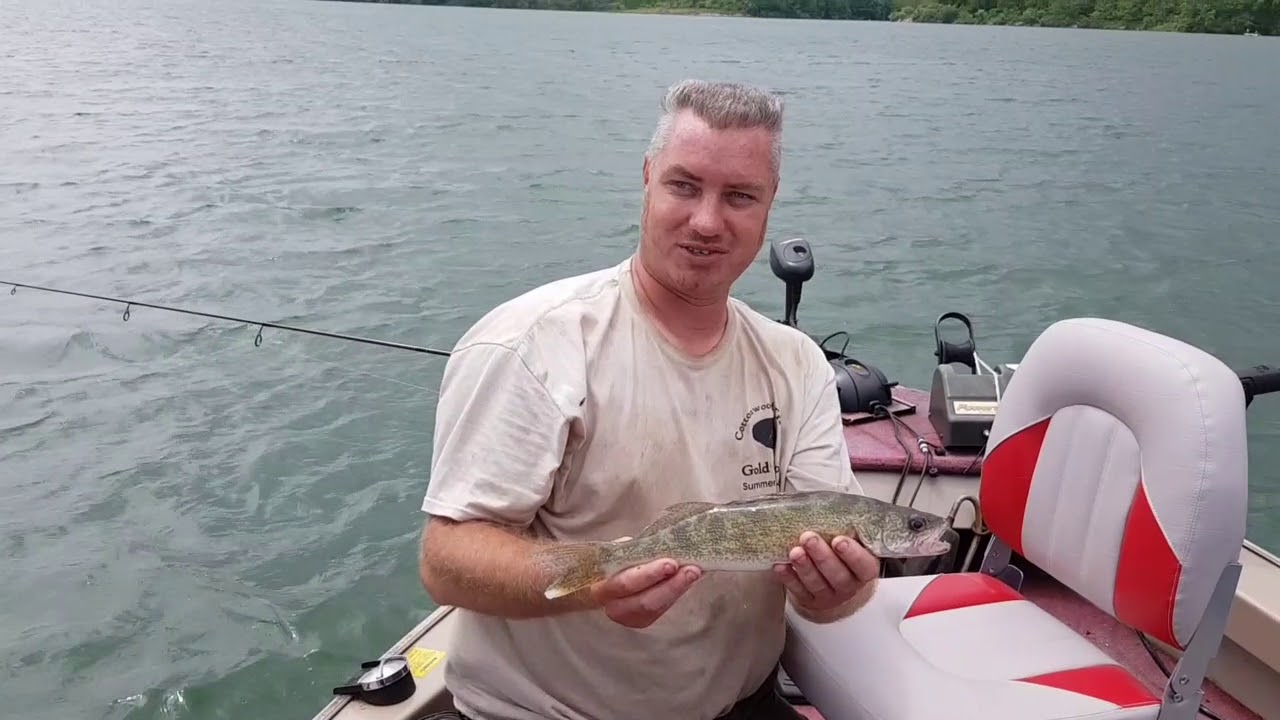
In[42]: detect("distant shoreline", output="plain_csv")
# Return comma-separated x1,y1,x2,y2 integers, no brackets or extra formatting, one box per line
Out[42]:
318,0,1272,36
618,6,736,13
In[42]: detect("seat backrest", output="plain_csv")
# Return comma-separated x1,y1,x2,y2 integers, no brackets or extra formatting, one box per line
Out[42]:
979,317,1248,651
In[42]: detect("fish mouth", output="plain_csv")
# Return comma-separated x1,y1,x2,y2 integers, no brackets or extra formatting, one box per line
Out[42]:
879,528,953,558
878,541,950,559
915,525,954,556
915,538,952,556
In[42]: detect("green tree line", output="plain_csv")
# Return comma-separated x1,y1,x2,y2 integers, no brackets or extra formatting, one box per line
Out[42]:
892,0,1274,33
322,0,888,16
321,0,1276,32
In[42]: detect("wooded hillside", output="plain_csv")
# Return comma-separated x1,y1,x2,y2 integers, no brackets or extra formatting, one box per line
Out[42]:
330,0,1277,33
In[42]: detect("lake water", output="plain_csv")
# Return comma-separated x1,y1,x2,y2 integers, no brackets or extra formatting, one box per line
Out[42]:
2,0,1278,717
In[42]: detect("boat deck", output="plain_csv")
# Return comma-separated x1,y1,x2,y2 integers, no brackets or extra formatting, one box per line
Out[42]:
841,386,983,477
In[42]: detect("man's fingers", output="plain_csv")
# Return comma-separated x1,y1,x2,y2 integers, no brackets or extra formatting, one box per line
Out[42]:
788,540,834,598
591,558,677,602
600,565,702,628
832,535,880,584
804,532,858,594
772,563,814,604
611,566,700,616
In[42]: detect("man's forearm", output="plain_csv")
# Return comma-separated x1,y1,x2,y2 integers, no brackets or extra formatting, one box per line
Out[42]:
789,577,877,624
419,516,599,618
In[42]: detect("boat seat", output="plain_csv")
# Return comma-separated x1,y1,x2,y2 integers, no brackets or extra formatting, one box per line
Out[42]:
782,318,1250,720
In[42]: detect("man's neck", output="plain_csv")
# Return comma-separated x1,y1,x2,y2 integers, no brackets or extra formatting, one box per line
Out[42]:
631,256,729,358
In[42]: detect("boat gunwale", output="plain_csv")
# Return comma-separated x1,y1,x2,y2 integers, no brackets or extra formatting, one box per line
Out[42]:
310,604,457,720
1227,541,1280,672
1242,539,1280,569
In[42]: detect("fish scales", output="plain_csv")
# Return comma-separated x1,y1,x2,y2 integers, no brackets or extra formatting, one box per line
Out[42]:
611,500,861,569
535,491,952,599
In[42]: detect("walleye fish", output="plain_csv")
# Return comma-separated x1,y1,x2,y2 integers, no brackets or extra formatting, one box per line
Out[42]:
534,490,952,599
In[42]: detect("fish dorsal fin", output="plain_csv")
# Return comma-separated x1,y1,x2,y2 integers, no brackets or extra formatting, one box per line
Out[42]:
719,491,791,508
636,501,716,536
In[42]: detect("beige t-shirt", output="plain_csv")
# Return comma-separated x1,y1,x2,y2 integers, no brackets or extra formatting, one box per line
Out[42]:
422,256,859,720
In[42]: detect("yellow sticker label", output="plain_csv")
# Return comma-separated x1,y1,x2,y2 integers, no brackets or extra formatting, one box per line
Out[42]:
405,647,446,678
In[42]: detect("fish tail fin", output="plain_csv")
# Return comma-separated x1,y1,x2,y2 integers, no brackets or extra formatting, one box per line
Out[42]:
534,541,609,600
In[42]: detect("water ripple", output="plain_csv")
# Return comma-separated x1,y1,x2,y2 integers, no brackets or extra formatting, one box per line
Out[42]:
1,2,1278,720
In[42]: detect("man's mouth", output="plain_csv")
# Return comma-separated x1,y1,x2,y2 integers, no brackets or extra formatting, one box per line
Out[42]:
681,244,723,257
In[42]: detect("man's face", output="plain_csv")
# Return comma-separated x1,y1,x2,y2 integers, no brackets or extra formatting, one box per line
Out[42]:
638,110,778,303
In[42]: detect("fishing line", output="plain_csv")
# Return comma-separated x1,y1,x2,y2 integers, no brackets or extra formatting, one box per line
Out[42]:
264,338,440,397
3,280,454,358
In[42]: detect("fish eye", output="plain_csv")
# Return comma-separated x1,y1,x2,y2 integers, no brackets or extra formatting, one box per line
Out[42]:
908,516,926,532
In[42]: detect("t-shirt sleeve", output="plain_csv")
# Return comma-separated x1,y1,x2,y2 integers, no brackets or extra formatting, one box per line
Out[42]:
784,343,863,496
422,341,571,527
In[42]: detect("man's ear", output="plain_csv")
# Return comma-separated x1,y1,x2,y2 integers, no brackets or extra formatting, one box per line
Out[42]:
642,155,651,186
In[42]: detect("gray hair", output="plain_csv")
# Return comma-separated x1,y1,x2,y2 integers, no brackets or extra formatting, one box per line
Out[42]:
645,79,785,179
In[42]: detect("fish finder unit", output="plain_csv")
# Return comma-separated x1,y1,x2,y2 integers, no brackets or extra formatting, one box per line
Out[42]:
927,312,1016,451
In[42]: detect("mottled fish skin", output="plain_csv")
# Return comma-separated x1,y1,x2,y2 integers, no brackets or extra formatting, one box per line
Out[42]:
535,490,952,599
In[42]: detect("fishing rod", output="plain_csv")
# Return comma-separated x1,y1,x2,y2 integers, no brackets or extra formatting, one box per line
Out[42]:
2,280,454,358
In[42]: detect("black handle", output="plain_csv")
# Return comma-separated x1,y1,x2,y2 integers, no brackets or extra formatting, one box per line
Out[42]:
1238,364,1280,407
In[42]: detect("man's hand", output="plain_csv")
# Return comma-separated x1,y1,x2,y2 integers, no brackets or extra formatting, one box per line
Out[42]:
588,538,702,629
772,531,879,621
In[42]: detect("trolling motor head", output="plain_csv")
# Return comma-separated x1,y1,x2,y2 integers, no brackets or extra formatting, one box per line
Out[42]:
830,356,896,415
769,237,814,328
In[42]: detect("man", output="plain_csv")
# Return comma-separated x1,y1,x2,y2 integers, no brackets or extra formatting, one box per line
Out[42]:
418,79,879,720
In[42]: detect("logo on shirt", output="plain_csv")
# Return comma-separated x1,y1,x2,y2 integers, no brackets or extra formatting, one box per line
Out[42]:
737,400,781,492
735,401,777,450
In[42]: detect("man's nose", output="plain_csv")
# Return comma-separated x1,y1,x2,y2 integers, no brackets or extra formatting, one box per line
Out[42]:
688,194,725,237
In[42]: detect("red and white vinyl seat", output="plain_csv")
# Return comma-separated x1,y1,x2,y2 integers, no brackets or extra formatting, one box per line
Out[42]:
782,318,1249,720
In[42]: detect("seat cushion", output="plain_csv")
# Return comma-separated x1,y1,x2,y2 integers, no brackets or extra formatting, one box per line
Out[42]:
782,573,1161,720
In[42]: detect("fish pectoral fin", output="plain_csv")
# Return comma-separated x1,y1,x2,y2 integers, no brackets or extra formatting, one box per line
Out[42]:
636,501,716,536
